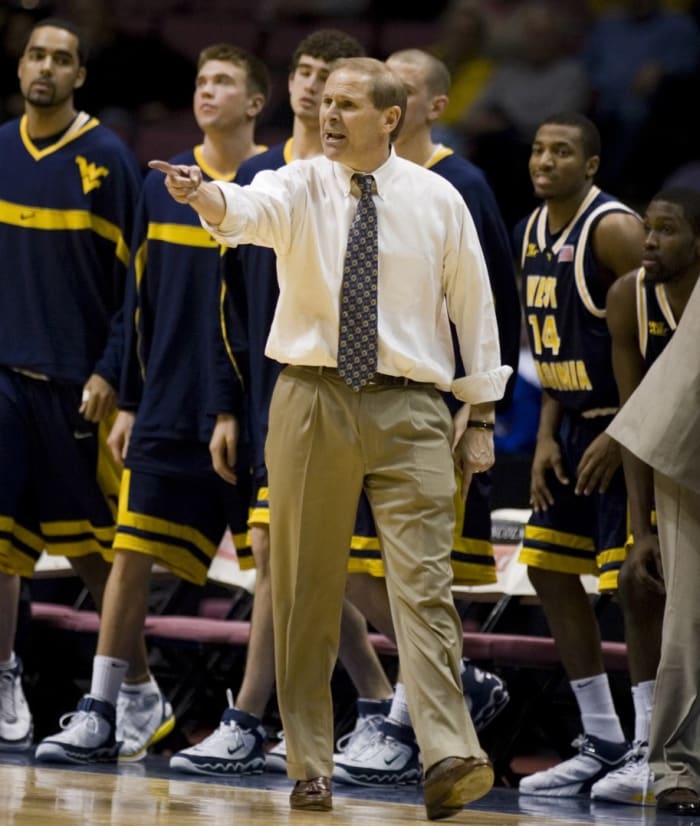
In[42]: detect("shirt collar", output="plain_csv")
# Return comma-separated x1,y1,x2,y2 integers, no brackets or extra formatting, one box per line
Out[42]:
333,146,398,199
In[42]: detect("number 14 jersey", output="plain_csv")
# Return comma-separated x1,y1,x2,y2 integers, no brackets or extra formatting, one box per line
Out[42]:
518,186,639,416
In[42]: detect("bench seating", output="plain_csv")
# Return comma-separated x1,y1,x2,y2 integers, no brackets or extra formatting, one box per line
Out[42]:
30,602,628,672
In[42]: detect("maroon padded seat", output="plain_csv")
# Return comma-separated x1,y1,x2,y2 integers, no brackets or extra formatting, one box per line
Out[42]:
30,602,77,626
30,603,628,671
144,616,251,646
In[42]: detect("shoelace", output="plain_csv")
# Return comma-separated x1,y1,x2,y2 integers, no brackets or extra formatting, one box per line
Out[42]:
58,710,101,734
571,734,589,752
197,689,244,749
198,719,244,750
0,671,18,722
336,714,384,755
615,743,649,774
357,729,402,760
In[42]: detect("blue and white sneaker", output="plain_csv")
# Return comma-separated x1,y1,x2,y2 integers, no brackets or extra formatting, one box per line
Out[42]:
519,734,630,797
117,681,175,761
333,718,422,786
35,695,120,763
169,690,265,776
335,698,392,759
462,659,509,731
590,741,655,805
0,657,33,751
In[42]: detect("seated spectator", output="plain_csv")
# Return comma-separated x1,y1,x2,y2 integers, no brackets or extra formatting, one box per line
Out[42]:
428,0,495,150
459,0,591,229
581,0,700,199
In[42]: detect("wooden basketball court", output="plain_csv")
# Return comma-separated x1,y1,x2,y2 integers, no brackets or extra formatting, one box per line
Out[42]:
0,753,664,826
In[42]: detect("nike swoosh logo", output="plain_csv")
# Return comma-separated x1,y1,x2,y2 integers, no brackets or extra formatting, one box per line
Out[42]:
20,212,35,220
384,752,402,765
73,431,93,440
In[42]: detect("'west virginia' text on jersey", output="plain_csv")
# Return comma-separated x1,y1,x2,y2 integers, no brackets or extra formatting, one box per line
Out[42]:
520,186,638,414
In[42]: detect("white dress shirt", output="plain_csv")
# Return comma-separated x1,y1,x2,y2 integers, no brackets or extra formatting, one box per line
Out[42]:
204,149,512,403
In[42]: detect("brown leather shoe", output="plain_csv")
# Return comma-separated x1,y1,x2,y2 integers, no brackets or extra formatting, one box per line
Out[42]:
657,787,700,815
423,756,494,820
289,776,333,811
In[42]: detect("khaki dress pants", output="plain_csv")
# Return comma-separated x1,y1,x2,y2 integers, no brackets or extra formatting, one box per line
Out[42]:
649,471,700,796
266,366,484,780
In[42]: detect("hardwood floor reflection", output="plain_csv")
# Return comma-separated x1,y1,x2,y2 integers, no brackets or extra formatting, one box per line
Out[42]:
0,758,672,826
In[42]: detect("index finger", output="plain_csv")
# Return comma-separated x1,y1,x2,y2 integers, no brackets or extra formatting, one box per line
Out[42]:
148,160,179,175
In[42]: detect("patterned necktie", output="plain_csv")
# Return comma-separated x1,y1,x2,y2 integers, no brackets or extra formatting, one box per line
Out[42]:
337,173,378,391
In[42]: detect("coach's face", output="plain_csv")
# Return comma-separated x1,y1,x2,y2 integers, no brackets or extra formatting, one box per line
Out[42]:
320,66,398,173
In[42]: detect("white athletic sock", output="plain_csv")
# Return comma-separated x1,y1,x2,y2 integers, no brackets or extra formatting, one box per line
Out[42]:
90,655,128,705
0,652,16,671
122,673,157,693
632,680,655,744
387,682,412,728
571,673,625,742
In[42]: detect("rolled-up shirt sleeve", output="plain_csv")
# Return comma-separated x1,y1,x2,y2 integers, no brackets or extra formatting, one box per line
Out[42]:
444,200,513,403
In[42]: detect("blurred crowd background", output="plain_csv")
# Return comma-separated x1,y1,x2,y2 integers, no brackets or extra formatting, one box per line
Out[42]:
3,0,700,231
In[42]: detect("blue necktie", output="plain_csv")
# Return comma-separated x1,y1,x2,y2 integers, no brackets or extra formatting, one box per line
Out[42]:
337,174,378,391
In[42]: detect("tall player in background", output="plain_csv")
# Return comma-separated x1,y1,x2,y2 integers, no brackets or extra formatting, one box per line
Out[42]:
36,43,268,765
0,18,141,751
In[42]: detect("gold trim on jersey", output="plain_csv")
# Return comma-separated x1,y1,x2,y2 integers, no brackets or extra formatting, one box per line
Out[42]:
0,200,130,265
533,186,601,260
518,546,599,576
40,518,115,542
283,138,294,164
635,268,648,357
0,517,44,553
19,111,98,160
636,269,676,358
194,145,237,183
96,415,121,521
0,519,44,577
219,273,245,385
147,222,220,248
522,189,639,320
193,143,269,182
654,282,677,330
596,545,626,570
115,469,219,585
524,524,595,551
425,144,454,168
574,201,638,318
